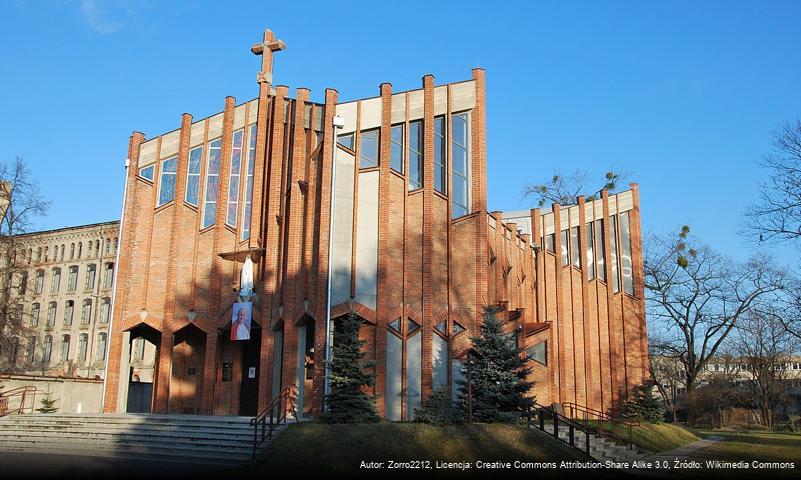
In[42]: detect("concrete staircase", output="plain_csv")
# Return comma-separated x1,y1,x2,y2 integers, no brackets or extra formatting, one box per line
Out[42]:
0,413,287,466
541,422,650,464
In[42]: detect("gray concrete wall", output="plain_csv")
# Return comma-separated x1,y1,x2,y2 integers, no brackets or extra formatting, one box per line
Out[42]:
1,374,103,414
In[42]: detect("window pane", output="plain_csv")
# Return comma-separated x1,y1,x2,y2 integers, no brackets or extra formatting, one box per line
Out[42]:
560,230,569,266
390,124,403,173
242,124,257,240
450,113,469,218
202,139,222,229
226,129,244,227
434,116,446,194
619,211,634,295
139,165,154,181
586,223,595,280
158,157,177,206
185,146,202,206
595,219,606,282
545,233,555,253
409,121,423,190
570,226,581,268
610,215,620,292
337,134,354,150
359,129,379,168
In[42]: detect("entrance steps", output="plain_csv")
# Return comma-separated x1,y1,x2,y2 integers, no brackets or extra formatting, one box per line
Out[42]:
0,413,286,466
541,423,651,464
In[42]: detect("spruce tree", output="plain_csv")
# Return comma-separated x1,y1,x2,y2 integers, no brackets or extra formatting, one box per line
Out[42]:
457,306,534,422
321,313,380,423
36,390,58,414
621,383,666,423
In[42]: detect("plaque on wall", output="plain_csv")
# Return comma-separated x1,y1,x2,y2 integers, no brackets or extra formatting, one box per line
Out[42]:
222,362,233,382
248,367,256,379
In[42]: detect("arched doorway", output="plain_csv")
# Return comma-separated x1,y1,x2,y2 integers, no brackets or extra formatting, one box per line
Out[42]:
168,323,206,414
125,323,160,414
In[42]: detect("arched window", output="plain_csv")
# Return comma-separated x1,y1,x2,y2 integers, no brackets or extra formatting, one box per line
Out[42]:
96,332,107,361
43,335,53,364
34,270,44,294
31,303,40,327
60,334,71,362
104,262,114,289
50,267,61,294
85,264,96,290
70,243,75,260
77,333,88,362
68,265,79,291
78,242,82,259
47,302,57,326
64,300,74,326
27,336,36,363
100,297,111,323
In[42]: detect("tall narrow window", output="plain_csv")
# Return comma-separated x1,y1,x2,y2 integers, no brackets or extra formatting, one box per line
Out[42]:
570,226,581,268
60,334,71,362
43,335,53,364
77,334,88,362
19,271,27,295
185,145,203,206
560,230,569,266
96,333,107,361
586,222,596,280
100,297,110,323
47,302,57,326
619,211,634,295
390,124,404,173
359,129,379,168
434,116,446,194
610,215,620,293
35,270,44,294
27,337,36,364
51,267,61,293
64,300,74,326
242,124,257,240
202,139,222,229
451,113,470,218
157,156,178,206
104,262,114,289
545,233,555,253
31,303,40,327
226,129,244,227
68,265,78,292
85,264,96,290
81,299,92,325
409,121,423,190
595,219,606,282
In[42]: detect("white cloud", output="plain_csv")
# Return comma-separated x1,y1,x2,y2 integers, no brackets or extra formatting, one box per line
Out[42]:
80,0,124,34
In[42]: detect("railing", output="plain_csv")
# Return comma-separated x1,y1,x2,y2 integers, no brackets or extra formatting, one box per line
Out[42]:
0,386,38,417
250,387,298,460
526,402,593,455
562,402,638,450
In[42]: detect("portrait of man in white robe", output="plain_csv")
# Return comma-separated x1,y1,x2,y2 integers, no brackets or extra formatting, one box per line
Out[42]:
231,302,252,341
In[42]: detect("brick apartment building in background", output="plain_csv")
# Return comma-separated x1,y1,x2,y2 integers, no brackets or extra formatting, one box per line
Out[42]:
0,221,155,380
102,27,649,419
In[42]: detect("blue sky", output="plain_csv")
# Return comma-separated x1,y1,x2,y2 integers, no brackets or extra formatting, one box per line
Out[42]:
1,0,800,264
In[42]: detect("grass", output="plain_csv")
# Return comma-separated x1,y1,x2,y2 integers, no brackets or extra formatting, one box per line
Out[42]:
588,421,700,453
691,429,801,465
253,422,590,475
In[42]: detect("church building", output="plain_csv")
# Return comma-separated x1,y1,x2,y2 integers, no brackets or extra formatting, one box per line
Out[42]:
102,28,649,419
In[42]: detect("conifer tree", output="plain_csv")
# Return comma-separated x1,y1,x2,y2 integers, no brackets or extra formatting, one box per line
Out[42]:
621,383,666,423
321,313,379,423
457,307,534,422
36,390,58,414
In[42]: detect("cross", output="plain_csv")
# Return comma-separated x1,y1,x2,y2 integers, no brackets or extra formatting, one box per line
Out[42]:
251,28,286,85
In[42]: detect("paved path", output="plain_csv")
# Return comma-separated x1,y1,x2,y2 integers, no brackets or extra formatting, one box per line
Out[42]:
654,435,724,458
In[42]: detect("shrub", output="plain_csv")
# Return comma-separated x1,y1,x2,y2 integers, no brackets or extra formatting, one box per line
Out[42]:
414,387,462,425
621,383,666,423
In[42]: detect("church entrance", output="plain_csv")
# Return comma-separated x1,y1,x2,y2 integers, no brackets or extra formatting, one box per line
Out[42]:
125,323,160,414
238,327,261,416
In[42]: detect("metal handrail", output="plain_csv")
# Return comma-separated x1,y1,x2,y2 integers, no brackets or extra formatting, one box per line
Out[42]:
527,402,593,455
562,401,639,450
250,387,299,459
0,386,38,417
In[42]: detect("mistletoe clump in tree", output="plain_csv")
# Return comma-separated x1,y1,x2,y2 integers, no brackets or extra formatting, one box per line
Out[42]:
320,313,379,423
457,307,534,422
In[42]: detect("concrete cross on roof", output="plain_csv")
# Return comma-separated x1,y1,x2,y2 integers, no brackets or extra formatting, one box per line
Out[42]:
251,28,286,85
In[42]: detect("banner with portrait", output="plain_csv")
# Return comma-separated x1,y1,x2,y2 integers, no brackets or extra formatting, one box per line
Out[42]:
231,302,252,341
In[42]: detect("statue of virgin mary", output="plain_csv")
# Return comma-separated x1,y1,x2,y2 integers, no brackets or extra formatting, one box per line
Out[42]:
240,255,254,296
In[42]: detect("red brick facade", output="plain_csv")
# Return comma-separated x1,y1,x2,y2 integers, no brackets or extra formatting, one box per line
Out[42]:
102,28,648,418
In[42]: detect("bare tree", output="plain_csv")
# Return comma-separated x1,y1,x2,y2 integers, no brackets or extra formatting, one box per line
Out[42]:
647,339,685,422
522,169,627,207
0,157,49,371
744,119,801,244
733,309,800,429
644,227,787,424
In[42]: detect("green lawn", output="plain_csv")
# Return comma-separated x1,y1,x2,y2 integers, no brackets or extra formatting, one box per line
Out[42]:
254,422,591,475
588,421,700,453
691,430,801,465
